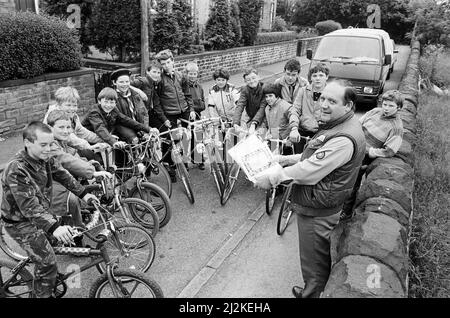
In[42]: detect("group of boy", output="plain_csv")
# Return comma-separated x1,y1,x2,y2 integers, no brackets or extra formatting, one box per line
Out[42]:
0,47,405,299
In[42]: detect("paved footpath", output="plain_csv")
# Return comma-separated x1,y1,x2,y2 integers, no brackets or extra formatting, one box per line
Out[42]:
0,56,310,171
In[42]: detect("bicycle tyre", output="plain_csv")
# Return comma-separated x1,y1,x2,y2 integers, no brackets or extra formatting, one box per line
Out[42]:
129,182,172,228
220,163,240,206
0,258,33,298
96,222,155,274
176,162,195,204
0,223,27,261
146,159,172,198
277,185,294,236
265,188,277,215
120,197,160,237
89,269,164,298
210,161,224,198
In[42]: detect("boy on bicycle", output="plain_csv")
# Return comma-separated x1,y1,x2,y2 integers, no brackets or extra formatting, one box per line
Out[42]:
1,122,98,298
340,89,404,220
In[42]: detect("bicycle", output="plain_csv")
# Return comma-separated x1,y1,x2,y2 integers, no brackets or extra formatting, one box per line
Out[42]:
1,197,156,274
111,138,172,228
0,204,163,298
181,117,226,199
159,124,195,204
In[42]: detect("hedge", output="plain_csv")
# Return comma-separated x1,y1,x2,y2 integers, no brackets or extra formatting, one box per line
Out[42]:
0,11,82,81
254,31,299,45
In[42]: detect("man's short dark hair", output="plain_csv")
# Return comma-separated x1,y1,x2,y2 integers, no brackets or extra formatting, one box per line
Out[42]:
243,68,258,79
263,83,280,98
328,79,357,109
155,49,174,62
23,121,52,143
46,110,71,127
213,68,230,80
284,59,301,73
308,63,330,81
147,59,163,72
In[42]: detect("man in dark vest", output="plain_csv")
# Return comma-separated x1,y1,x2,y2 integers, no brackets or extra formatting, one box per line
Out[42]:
254,80,366,298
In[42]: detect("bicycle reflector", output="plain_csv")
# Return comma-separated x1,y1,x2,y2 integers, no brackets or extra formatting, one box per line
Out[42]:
196,143,206,154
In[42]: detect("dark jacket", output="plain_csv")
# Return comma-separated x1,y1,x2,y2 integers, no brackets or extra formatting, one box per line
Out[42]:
115,89,149,126
188,80,206,113
233,82,267,126
154,71,194,121
82,105,150,146
291,112,366,217
1,150,87,233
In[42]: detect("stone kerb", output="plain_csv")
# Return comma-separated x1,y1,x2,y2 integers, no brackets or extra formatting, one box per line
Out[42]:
323,39,421,298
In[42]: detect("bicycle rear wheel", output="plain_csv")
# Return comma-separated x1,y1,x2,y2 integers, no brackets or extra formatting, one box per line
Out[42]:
120,197,159,237
277,185,294,235
220,163,240,205
176,162,195,204
146,159,172,198
0,258,33,298
96,222,155,274
265,188,277,215
89,269,163,298
0,223,27,261
129,182,172,228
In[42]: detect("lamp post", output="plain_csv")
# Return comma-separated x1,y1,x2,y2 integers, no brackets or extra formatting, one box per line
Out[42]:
141,0,158,76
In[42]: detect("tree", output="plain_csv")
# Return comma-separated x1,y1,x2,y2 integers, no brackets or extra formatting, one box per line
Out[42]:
173,0,195,54
204,0,235,50
152,0,183,54
238,0,264,46
413,0,450,46
230,1,243,47
315,20,342,35
276,0,297,24
87,0,143,62
272,16,288,31
292,0,414,43
41,0,95,55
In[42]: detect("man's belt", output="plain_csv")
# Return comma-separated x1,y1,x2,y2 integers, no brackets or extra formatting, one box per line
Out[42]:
1,216,21,224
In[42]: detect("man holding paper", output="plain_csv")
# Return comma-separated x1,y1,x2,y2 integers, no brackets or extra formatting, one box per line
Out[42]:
254,80,366,298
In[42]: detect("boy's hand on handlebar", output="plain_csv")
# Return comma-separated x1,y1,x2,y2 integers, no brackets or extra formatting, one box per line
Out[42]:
289,129,301,143
189,111,196,121
53,225,75,245
93,170,113,179
82,193,100,205
113,141,126,149
164,120,172,128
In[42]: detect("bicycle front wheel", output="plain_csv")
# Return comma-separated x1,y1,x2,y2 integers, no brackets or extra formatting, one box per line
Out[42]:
265,188,277,215
176,162,195,204
210,161,224,198
0,223,27,261
129,182,172,228
0,258,33,298
277,185,294,235
96,222,155,274
120,197,159,237
89,269,164,298
220,163,240,206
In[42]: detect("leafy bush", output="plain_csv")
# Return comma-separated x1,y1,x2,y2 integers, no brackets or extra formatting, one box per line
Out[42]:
239,0,264,46
254,31,298,45
152,0,183,54
204,0,235,50
414,0,450,47
314,20,342,36
272,16,288,31
230,1,243,47
173,0,195,54
0,11,82,81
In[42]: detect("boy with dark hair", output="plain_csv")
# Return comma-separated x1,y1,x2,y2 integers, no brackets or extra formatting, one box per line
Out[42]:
340,89,404,220
207,68,240,122
233,68,267,134
274,58,309,104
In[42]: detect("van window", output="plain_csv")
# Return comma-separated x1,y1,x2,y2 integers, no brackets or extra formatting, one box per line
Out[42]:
314,36,381,62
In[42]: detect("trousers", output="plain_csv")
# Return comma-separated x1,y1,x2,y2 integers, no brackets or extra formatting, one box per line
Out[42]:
296,210,340,298
4,222,57,298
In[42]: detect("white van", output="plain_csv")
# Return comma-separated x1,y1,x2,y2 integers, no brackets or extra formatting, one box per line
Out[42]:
306,28,398,107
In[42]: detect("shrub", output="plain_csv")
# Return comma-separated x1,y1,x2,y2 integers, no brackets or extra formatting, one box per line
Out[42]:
314,20,342,36
173,0,195,54
272,16,288,31
230,1,243,47
151,0,183,55
254,31,298,45
239,0,264,46
0,11,82,81
204,0,235,50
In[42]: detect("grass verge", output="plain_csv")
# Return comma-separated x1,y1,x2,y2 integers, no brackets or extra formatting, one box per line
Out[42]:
408,48,450,297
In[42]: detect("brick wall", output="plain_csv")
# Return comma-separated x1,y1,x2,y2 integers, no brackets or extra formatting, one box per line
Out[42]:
0,0,15,14
0,69,96,136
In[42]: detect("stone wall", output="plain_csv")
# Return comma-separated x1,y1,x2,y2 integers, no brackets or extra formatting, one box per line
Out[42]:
0,69,96,135
0,0,15,14
322,39,421,298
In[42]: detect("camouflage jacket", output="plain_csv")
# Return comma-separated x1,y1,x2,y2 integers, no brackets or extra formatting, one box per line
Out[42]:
1,150,87,233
